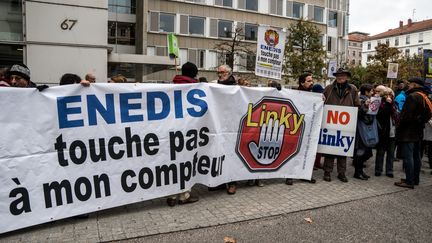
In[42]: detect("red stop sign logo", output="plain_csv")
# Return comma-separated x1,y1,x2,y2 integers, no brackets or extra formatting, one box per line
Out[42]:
236,97,305,171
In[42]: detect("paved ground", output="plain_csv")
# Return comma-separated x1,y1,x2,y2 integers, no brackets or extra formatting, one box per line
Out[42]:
1,158,432,242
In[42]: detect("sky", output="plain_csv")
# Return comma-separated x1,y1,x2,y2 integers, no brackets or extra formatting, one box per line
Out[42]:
349,0,430,36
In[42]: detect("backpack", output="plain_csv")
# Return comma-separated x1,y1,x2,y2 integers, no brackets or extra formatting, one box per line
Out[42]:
415,92,432,123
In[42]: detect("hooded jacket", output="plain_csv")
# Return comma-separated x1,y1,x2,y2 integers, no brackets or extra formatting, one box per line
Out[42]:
172,75,198,84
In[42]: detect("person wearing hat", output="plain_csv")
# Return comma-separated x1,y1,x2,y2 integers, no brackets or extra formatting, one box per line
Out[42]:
7,63,36,88
166,61,200,207
322,67,360,183
395,77,432,189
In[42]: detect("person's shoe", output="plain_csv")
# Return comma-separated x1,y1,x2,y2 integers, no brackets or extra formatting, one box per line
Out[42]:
323,172,331,182
361,172,370,179
400,178,419,185
285,178,293,185
375,172,382,177
178,195,199,205
353,173,368,180
166,198,177,207
309,178,316,183
394,181,414,189
337,174,348,183
386,173,394,178
208,184,225,191
247,180,255,186
227,185,236,195
255,180,264,187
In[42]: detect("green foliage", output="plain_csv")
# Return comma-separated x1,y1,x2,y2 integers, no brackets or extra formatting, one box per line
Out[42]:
283,19,326,82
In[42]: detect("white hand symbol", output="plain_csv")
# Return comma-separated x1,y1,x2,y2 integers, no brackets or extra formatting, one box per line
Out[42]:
248,118,285,165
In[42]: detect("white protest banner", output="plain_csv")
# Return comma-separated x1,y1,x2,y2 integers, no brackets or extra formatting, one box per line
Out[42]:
387,63,399,79
327,60,337,78
367,96,382,115
0,84,323,234
317,105,358,157
255,26,286,80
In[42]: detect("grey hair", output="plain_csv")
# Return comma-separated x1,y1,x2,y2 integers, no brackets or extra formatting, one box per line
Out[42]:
218,64,232,75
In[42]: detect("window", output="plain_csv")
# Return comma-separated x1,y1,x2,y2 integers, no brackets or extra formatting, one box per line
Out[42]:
313,6,324,23
419,33,424,43
218,20,233,38
359,52,361,57
270,0,283,15
352,51,355,56
245,23,258,41
108,0,136,14
385,38,390,46
395,37,399,46
377,40,381,45
189,16,205,35
246,53,256,71
406,35,410,45
367,54,371,61
292,2,304,18
351,59,355,65
0,0,23,41
108,21,136,45
188,49,206,68
0,44,23,68
328,11,337,27
186,0,206,3
418,47,423,54
238,0,258,11
159,13,175,32
327,37,332,52
215,0,233,7
405,49,410,56
367,42,371,50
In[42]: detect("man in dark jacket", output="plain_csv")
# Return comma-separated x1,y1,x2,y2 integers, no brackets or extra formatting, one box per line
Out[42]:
322,68,360,183
217,64,236,85
395,78,432,189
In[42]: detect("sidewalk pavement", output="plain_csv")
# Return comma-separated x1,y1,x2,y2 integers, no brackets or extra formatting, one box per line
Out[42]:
1,158,432,242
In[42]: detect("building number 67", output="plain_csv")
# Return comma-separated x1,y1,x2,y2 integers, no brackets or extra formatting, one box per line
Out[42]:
61,19,78,30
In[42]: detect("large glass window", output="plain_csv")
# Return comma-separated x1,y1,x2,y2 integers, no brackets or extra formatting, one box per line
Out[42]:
406,35,410,45
0,44,23,68
0,0,23,41
292,2,304,18
159,13,175,32
245,23,258,41
239,0,258,11
395,37,399,46
419,33,423,43
189,17,205,35
328,10,337,27
215,0,233,7
218,20,233,38
314,6,324,23
108,0,136,14
108,21,136,45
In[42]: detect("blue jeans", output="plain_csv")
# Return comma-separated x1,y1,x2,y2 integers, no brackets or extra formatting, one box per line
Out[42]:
375,138,396,175
400,141,421,185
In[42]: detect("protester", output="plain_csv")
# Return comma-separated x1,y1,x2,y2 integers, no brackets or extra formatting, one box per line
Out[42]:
267,80,282,90
85,73,96,83
375,87,398,178
394,79,406,97
0,67,10,87
109,74,127,83
394,84,407,113
166,62,200,206
198,77,208,83
238,78,251,87
7,63,36,88
395,78,432,189
322,68,360,182
352,84,376,180
59,73,90,86
286,73,317,185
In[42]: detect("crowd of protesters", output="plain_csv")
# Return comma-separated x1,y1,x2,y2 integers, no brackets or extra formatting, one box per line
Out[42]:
1,61,432,208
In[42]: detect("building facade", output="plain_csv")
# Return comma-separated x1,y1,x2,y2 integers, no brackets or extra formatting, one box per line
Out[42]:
346,31,368,66
0,0,350,85
361,18,432,66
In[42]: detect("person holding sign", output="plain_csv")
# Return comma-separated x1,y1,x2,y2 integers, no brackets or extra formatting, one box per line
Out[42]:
322,68,360,182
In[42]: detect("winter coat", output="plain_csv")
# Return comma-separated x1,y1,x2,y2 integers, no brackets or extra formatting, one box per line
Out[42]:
394,90,406,112
396,87,432,142
323,81,360,107
218,75,236,85
172,75,198,84
376,98,397,147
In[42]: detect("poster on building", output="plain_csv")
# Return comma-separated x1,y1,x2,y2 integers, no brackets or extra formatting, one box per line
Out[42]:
255,26,286,80
424,49,432,91
327,60,337,78
0,84,323,234
317,105,358,157
386,63,399,79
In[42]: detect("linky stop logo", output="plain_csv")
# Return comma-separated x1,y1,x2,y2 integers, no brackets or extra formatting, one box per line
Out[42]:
236,97,305,172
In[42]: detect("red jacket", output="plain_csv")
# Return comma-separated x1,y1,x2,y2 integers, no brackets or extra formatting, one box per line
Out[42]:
172,75,198,84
